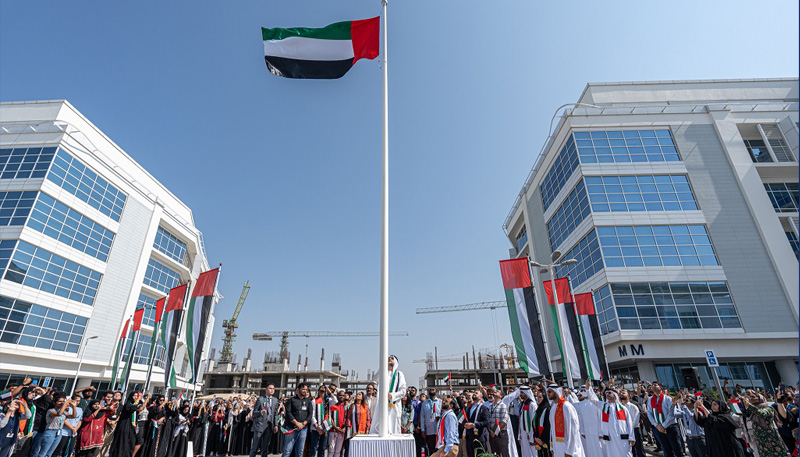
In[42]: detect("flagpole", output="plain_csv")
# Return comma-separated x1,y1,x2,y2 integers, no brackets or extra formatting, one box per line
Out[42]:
190,264,221,399
111,317,130,390
121,329,140,393
377,0,390,438
548,271,573,388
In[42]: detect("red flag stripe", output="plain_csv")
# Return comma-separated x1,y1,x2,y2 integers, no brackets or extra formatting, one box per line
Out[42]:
166,284,188,312
574,293,595,315
133,308,145,332
542,277,573,305
350,17,379,63
155,297,166,323
191,268,219,298
499,258,531,289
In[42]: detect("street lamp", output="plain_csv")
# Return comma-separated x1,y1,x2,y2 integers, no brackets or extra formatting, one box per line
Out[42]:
70,335,99,396
531,250,578,388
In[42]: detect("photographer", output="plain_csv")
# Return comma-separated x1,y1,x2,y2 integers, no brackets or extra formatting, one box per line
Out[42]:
0,398,29,457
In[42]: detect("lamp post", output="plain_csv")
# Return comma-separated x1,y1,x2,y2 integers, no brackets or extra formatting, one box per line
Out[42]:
531,250,578,389
70,335,99,396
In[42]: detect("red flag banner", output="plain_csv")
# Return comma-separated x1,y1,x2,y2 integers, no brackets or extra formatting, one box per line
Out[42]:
155,297,166,323
166,284,188,312
574,293,595,315
191,268,220,298
133,308,145,332
542,277,573,306
499,258,531,289
120,317,130,339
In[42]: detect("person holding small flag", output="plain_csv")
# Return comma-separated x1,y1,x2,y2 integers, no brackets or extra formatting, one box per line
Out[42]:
674,391,707,457
463,390,490,457
430,398,459,457
645,382,682,457
420,387,443,453
693,397,745,457
531,388,551,457
487,388,513,457
327,390,347,457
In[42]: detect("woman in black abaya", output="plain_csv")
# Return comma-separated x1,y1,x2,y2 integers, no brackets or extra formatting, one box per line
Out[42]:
109,391,144,457
168,403,192,457
190,401,208,456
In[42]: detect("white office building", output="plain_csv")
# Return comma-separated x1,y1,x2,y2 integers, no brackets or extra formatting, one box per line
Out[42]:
0,100,215,393
504,79,799,391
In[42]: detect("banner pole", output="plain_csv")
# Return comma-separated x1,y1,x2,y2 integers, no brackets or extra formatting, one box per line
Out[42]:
143,301,163,393
377,0,390,438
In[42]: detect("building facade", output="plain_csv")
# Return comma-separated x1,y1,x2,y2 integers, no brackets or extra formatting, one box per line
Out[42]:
0,100,214,393
504,79,799,392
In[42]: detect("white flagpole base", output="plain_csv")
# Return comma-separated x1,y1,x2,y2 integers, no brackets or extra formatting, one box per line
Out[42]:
349,434,415,457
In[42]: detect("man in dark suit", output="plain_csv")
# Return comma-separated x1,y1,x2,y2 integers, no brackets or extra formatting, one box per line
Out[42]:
464,390,491,457
250,384,278,457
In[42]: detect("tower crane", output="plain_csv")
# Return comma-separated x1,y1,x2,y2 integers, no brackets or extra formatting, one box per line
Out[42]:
415,300,506,314
253,331,409,365
218,281,251,365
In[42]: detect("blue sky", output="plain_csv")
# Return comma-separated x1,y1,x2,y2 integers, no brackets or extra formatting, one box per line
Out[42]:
1,0,797,386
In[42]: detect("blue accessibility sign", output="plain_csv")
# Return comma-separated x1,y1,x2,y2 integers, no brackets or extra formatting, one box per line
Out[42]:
705,349,719,368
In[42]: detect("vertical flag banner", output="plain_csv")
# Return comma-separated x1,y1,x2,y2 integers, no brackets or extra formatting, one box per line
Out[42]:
147,297,166,368
121,308,145,390
110,317,130,390
163,283,188,389
499,258,551,378
575,293,608,381
562,299,589,380
543,278,582,379
261,17,380,79
187,268,220,383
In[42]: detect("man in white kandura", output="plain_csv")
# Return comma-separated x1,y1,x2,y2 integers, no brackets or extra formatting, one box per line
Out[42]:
575,386,604,457
584,381,634,457
547,384,584,457
370,355,407,434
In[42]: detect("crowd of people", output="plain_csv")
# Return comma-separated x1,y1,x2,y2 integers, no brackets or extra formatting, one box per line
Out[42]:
0,374,797,457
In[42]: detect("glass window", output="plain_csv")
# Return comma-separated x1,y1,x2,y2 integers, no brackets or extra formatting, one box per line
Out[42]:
121,332,166,367
0,191,37,227
764,183,799,213
136,294,159,328
4,241,102,305
603,282,740,331
787,232,799,259
46,149,127,221
744,139,773,163
0,147,56,179
585,175,698,213
547,180,591,250
593,285,618,335
153,227,188,265
515,226,528,253
554,229,603,287
575,129,680,164
27,193,115,261
540,136,580,211
597,225,718,268
0,296,86,353
143,259,181,294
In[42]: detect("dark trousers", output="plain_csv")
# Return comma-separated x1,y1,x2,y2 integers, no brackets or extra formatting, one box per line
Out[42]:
308,429,327,457
465,432,485,457
425,435,437,455
686,437,707,457
250,426,274,457
489,430,509,457
413,431,424,457
655,424,685,457
632,428,645,457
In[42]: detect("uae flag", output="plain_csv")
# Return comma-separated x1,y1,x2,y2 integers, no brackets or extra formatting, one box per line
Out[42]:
186,268,220,383
262,17,379,79
146,297,166,368
574,293,607,381
162,283,188,389
120,307,145,389
110,317,130,390
499,258,551,378
543,278,586,380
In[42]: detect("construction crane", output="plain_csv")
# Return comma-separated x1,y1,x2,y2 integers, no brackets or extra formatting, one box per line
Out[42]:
415,300,506,314
218,281,251,365
253,331,409,365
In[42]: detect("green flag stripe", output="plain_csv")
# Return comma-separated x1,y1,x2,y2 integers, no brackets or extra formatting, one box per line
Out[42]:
549,305,567,377
504,288,530,373
262,21,351,41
